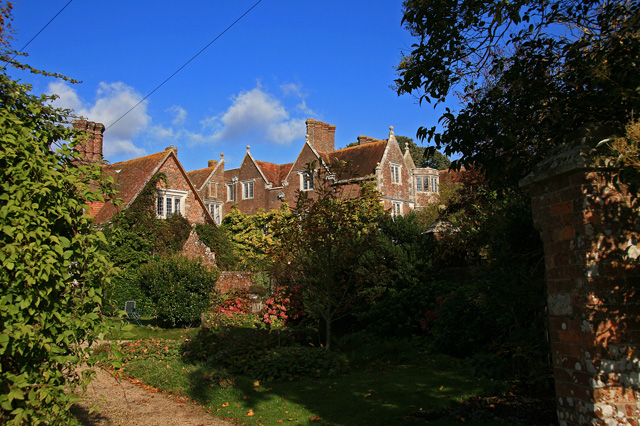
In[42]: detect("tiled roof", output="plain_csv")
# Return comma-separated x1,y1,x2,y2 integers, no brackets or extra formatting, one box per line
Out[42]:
322,141,387,180
279,163,293,185
94,151,170,223
254,160,280,185
254,160,293,187
187,166,215,191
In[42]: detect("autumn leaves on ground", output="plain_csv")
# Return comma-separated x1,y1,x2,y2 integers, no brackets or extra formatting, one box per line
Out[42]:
69,327,555,426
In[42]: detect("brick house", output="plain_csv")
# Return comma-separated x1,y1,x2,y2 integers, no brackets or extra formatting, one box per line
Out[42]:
73,120,216,266
189,119,439,220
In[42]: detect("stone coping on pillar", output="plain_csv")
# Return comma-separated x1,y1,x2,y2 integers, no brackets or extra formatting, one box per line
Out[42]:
519,124,619,188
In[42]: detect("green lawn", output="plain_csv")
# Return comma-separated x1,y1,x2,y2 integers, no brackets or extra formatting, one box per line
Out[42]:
115,343,518,426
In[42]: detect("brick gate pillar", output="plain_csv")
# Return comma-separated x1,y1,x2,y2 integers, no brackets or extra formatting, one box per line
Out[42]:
520,126,640,426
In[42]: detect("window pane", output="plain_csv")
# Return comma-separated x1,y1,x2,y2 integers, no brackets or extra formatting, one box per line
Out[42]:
157,196,163,215
166,197,172,215
174,198,181,215
416,177,423,192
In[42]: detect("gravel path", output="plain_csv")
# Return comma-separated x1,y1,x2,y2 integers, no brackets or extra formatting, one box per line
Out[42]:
72,367,236,426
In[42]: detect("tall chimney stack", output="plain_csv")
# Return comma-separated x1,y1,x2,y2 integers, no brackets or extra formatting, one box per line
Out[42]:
72,120,105,164
305,118,336,153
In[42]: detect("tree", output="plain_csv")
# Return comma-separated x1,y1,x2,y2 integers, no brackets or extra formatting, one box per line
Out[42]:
270,161,387,350
0,3,117,423
396,0,640,187
396,135,452,170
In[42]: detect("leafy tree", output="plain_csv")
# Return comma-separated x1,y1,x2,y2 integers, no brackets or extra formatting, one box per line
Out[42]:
396,0,640,187
0,3,116,423
221,205,292,271
270,161,387,350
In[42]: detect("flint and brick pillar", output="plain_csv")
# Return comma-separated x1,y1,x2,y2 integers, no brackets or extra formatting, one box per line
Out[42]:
520,127,640,426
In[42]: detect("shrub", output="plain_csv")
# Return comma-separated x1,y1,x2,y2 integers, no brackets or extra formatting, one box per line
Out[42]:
183,327,346,381
134,255,219,327
259,284,306,329
359,280,451,337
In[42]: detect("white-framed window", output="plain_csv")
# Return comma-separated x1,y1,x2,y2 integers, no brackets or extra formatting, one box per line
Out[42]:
208,202,223,225
415,175,439,193
208,181,217,198
226,183,236,202
242,180,254,200
156,189,187,219
300,172,314,191
390,163,401,184
392,201,402,218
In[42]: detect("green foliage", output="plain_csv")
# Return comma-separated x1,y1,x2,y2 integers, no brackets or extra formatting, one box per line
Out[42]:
397,0,640,187
183,326,344,381
397,135,451,170
195,222,240,270
0,10,116,422
101,175,194,313
270,161,388,350
360,281,449,338
221,205,293,271
133,255,220,327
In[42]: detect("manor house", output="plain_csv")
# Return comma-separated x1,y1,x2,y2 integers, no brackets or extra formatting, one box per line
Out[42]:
187,119,439,224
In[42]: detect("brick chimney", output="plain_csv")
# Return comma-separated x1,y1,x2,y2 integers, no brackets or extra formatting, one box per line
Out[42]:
72,120,105,164
306,119,336,153
208,159,218,168
357,135,381,145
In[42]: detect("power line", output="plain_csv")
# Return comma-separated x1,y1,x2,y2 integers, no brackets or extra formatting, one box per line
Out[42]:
106,0,264,131
15,0,74,55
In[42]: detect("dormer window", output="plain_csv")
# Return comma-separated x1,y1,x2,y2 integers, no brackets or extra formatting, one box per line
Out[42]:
300,171,314,191
156,189,187,219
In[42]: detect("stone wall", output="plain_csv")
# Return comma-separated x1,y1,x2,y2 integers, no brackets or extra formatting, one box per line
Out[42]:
521,126,640,426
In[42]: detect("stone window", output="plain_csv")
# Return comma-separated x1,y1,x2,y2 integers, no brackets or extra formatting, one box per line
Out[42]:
391,201,402,217
242,180,254,200
390,163,401,184
226,183,236,202
300,172,314,191
208,202,222,225
156,189,187,219
208,181,217,198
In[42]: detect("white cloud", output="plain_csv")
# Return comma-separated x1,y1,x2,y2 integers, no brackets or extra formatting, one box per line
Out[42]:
199,84,311,145
166,105,187,126
47,81,149,159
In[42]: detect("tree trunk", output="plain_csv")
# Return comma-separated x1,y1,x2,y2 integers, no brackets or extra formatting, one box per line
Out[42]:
324,318,332,351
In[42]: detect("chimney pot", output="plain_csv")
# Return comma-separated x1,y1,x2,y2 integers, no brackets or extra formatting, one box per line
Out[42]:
208,160,218,168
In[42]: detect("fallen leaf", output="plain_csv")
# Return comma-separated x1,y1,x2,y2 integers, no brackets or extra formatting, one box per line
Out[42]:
254,380,260,387
222,402,229,407
245,409,255,417
310,417,322,422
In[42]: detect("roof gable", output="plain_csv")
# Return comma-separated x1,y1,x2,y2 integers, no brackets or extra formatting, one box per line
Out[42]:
94,150,212,224
187,166,216,191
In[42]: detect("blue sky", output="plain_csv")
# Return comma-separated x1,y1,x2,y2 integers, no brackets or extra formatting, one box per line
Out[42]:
9,0,448,171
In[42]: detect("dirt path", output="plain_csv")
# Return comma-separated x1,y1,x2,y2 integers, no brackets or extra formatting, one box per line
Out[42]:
72,368,236,426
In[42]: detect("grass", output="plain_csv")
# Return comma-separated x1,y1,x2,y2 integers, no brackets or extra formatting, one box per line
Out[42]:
121,356,509,426
105,318,197,340
107,329,528,426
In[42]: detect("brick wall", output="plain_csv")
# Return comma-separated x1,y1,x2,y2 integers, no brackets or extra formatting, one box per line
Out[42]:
157,154,208,224
216,271,254,293
180,229,216,268
521,127,640,426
